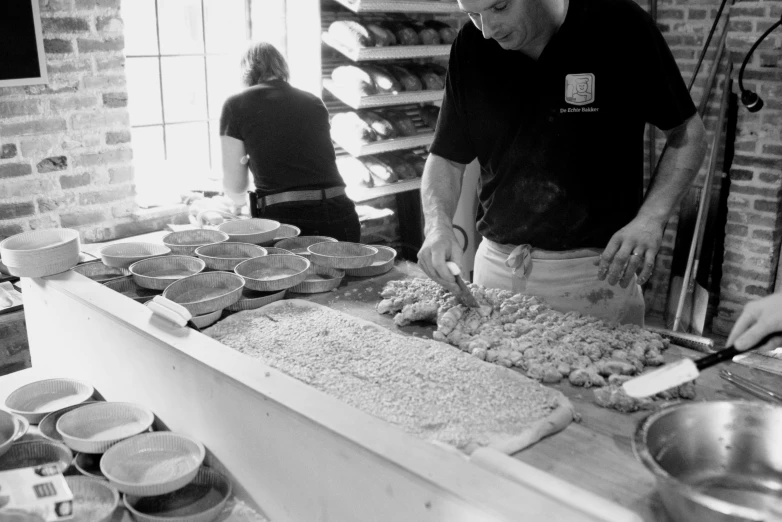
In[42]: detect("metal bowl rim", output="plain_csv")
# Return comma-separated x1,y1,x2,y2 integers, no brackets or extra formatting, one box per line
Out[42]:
632,400,778,521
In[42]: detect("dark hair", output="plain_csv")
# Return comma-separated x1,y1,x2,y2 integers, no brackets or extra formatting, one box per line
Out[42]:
241,42,290,86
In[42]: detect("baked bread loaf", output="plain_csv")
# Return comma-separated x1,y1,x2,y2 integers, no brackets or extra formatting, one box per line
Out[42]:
420,105,440,130
336,156,373,188
362,155,399,186
362,65,402,94
332,65,377,96
359,110,399,140
365,23,396,46
380,110,418,137
328,20,375,49
423,20,458,44
381,152,418,180
331,111,377,144
386,64,423,92
379,21,420,46
399,151,426,177
406,63,445,90
410,22,441,45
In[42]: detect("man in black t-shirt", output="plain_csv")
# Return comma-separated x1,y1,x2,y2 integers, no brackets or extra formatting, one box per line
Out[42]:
418,0,707,324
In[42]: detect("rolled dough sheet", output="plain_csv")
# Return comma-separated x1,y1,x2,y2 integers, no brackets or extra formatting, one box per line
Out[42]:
205,299,575,454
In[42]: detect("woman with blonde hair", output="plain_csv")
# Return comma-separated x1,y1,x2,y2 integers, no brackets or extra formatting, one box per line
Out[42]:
220,42,360,241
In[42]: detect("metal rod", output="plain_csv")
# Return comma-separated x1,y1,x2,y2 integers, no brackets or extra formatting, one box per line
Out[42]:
720,369,782,403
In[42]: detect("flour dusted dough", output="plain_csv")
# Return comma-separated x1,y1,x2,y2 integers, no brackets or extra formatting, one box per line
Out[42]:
204,300,574,454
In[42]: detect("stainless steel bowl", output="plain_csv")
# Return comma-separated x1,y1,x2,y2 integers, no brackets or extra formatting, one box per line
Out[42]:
633,401,782,522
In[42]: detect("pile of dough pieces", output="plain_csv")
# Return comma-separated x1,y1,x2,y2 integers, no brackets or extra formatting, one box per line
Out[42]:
377,278,695,412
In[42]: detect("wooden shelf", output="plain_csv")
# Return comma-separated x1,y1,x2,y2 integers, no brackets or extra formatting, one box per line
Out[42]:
330,0,461,13
322,33,451,62
347,178,422,202
323,80,443,109
332,132,434,157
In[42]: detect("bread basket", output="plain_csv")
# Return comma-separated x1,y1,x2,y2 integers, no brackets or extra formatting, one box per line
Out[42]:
289,265,344,294
194,242,267,271
130,255,206,291
345,245,397,276
217,218,280,245
162,229,229,256
234,254,310,292
0,228,81,277
308,242,378,269
162,271,244,315
99,242,171,268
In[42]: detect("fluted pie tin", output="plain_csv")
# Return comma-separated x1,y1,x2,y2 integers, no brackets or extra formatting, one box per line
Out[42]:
70,261,130,282
100,432,206,496
226,288,287,311
4,378,94,424
56,401,155,454
190,309,223,329
130,255,206,291
308,241,378,270
217,218,280,245
99,242,171,269
162,229,229,256
0,228,81,277
194,242,267,271
289,265,344,294
162,271,244,316
345,245,397,277
263,247,294,255
0,439,73,473
234,254,310,292
66,476,120,522
38,401,98,443
261,223,301,246
274,235,337,256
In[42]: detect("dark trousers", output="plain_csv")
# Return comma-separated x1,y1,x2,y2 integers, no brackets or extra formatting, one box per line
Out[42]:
252,194,361,243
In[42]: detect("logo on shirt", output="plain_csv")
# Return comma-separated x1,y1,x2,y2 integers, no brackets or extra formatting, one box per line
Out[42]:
565,73,595,105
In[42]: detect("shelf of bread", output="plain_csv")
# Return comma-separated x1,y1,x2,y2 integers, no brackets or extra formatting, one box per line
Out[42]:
332,132,434,157
347,177,422,202
323,80,443,109
330,0,461,14
322,32,451,61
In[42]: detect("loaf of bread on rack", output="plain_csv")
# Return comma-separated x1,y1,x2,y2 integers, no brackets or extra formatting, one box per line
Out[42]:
331,65,378,96
423,20,458,44
398,151,427,177
420,105,441,130
381,152,419,180
378,20,420,46
362,64,402,94
405,63,445,91
365,23,397,46
336,156,374,188
361,155,400,186
328,20,376,48
379,109,418,137
331,111,378,144
410,21,442,45
359,110,399,140
385,64,423,92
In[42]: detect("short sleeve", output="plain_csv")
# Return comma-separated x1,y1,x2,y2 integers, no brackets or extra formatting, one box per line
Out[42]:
634,13,697,130
219,98,241,139
429,30,477,164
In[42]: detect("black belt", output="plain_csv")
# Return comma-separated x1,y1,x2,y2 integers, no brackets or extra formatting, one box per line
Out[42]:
254,187,346,210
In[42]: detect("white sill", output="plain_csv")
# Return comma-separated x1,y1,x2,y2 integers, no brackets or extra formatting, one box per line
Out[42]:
131,203,189,221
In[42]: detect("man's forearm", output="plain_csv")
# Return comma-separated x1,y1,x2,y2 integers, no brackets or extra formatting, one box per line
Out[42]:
421,154,467,236
638,114,708,225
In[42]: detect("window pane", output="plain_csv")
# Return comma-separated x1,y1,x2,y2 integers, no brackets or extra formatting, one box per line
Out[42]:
165,122,210,167
204,0,246,55
158,0,204,55
251,0,286,55
122,0,159,55
131,126,165,166
161,56,207,123
126,58,163,126
206,56,242,120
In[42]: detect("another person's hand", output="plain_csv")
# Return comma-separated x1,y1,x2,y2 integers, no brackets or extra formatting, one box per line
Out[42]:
726,293,782,352
417,226,463,295
596,217,664,288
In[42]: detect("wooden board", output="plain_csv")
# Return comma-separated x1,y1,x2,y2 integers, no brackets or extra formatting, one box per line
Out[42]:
204,299,575,455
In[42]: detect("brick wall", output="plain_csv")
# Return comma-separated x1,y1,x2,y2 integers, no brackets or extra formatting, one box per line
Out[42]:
0,0,138,242
713,0,782,335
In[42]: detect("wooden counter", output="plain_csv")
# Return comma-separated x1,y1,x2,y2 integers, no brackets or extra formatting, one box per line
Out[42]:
302,261,782,522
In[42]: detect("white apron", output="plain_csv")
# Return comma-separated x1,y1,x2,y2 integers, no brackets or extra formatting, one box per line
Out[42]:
474,238,645,326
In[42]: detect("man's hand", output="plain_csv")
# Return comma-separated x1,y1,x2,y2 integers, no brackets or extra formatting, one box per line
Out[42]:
726,293,782,352
417,226,463,295
596,217,664,288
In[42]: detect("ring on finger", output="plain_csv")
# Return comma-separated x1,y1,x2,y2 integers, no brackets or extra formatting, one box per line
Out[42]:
630,252,643,257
